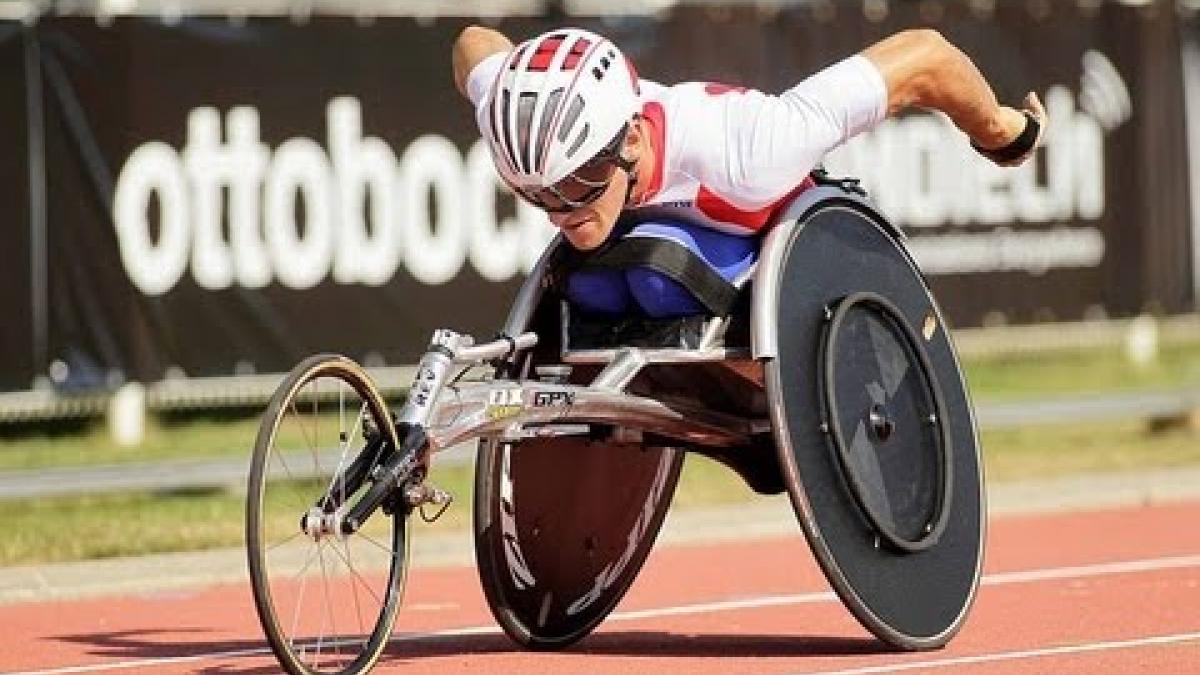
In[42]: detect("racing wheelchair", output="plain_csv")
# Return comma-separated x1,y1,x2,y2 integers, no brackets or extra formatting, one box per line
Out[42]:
245,178,985,675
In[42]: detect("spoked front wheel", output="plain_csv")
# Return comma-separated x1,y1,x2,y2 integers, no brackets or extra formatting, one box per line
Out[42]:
247,354,408,675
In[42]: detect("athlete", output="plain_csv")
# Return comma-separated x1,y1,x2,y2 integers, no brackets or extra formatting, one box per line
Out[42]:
452,25,1046,315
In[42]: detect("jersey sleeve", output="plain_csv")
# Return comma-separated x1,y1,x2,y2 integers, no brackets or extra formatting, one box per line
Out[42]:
466,51,507,107
683,55,887,209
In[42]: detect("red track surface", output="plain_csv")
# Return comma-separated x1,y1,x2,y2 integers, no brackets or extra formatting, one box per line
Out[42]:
5,500,1200,674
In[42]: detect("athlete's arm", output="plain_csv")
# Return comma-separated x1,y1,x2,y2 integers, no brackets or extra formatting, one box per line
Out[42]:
452,25,513,101
862,29,1045,164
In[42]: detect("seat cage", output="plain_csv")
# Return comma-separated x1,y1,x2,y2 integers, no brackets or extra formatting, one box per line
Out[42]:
501,184,900,367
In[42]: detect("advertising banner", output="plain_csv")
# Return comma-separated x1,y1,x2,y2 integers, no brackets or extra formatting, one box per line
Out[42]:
1,24,33,392
813,1,1193,329
0,2,1193,391
10,17,558,392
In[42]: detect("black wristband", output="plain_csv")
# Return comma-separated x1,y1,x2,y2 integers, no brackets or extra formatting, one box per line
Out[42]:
972,111,1040,164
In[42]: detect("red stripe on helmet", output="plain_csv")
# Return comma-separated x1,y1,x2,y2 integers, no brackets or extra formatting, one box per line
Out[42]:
562,37,592,70
527,35,565,72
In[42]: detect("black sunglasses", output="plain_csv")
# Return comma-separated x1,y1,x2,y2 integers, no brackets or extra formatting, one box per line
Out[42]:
515,123,632,213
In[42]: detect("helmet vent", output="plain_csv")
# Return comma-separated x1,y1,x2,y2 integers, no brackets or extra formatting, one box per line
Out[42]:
534,88,564,171
558,94,585,142
498,90,519,175
592,48,616,81
516,92,537,173
566,122,589,159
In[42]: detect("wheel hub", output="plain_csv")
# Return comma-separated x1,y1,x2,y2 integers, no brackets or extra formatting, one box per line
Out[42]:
300,507,345,542
868,403,895,442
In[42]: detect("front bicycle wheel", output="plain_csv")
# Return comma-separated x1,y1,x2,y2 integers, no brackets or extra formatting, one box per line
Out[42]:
247,354,408,675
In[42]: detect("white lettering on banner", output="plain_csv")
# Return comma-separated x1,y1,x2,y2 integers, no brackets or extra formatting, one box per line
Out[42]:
329,98,401,286
179,106,274,290
113,51,1127,292
112,96,556,296
466,141,522,282
399,135,469,285
825,52,1129,275
827,86,1108,230
228,108,274,288
183,108,235,290
907,227,1106,276
112,142,191,295
264,138,336,289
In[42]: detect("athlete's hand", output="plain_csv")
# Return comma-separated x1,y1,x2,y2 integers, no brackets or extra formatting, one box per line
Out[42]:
1003,91,1047,166
977,91,1047,167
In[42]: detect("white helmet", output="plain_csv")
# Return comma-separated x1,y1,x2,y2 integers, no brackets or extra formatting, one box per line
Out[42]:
483,28,640,211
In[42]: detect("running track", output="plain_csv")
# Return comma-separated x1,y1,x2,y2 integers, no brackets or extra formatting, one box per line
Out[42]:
4,500,1200,674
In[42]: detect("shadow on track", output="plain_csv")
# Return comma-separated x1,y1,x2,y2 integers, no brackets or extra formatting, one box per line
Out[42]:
51,628,279,674
48,628,519,674
574,631,890,658
52,628,261,658
50,627,887,673
376,630,887,663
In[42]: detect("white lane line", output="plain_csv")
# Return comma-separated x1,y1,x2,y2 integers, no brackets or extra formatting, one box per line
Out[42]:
9,552,1200,675
805,631,1200,674
608,589,838,622
982,553,1200,586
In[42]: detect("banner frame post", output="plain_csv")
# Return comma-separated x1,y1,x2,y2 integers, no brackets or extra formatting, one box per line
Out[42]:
23,25,47,389
1184,38,1200,309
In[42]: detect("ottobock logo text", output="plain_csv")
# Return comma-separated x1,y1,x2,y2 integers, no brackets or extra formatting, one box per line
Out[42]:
112,97,555,295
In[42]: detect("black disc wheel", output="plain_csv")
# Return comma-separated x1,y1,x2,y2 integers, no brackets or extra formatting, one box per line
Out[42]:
765,197,985,651
475,268,686,651
474,435,683,650
247,354,408,675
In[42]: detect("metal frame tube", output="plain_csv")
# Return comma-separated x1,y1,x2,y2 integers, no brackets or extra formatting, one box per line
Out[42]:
426,379,756,451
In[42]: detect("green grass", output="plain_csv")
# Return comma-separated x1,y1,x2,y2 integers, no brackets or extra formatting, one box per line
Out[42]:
0,342,1197,474
7,488,248,564
981,420,1200,482
1,341,1198,565
962,342,1200,401
0,413,264,472
4,420,1197,566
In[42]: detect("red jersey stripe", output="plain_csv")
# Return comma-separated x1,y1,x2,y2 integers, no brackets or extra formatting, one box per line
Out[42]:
704,82,749,96
696,176,815,232
637,101,667,203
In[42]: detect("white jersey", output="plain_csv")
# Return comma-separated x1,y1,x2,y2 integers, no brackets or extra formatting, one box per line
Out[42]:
468,51,888,234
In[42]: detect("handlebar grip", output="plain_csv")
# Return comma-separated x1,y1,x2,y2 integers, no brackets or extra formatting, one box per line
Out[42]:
455,331,538,363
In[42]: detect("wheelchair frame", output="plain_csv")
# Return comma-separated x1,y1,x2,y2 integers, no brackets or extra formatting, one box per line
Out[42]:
246,183,983,675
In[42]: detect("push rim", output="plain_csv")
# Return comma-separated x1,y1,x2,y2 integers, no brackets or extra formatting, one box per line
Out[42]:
818,292,953,554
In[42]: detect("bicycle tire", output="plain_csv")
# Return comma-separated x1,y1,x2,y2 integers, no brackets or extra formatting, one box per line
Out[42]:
247,354,408,675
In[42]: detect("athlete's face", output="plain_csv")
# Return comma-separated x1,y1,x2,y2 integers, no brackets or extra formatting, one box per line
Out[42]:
546,170,629,250
547,120,648,251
